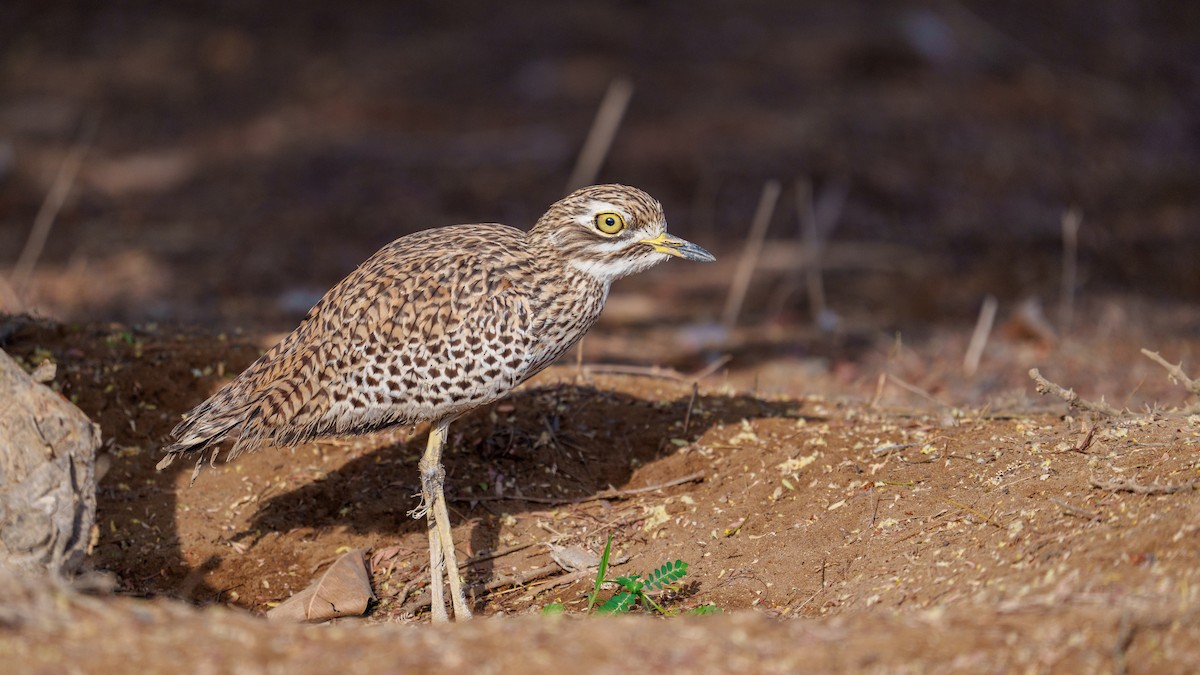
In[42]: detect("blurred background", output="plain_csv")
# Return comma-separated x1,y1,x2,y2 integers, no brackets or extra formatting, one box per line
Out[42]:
1,1,1197,344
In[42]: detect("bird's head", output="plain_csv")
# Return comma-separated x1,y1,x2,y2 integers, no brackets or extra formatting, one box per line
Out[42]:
529,184,715,284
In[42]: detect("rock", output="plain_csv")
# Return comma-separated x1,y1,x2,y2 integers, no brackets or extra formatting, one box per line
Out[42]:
0,348,100,577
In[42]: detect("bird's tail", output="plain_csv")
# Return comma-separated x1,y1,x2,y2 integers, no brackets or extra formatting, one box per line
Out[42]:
156,366,278,483
158,327,336,481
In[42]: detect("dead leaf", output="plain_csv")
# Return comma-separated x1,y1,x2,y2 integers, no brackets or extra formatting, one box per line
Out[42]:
266,548,375,623
369,545,403,569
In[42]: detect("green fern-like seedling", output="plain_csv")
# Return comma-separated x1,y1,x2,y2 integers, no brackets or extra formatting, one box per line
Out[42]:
598,590,638,613
585,536,715,615
595,562,691,614
644,560,688,590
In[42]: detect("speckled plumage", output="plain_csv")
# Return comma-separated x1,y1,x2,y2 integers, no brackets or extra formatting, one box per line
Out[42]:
157,184,714,622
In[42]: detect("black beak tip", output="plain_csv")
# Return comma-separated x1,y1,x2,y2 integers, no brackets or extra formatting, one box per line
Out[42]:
681,242,716,263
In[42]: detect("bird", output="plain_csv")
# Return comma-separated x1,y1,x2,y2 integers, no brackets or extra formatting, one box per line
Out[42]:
156,184,715,622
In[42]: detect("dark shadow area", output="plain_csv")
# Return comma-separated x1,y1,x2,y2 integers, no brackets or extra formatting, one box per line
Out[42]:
243,384,802,598
0,317,262,602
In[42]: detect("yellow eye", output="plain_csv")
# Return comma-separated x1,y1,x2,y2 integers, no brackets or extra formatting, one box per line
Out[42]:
594,211,626,235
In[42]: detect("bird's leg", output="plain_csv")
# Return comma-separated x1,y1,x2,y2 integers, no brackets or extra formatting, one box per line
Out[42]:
418,424,449,623
417,420,472,621
429,428,473,620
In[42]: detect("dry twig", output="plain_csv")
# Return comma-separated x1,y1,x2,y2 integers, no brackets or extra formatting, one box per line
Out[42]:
963,295,998,376
12,114,99,298
1049,497,1102,522
1059,208,1082,333
564,77,634,193
1028,368,1123,417
885,373,951,410
722,180,780,330
943,498,1003,529
797,178,849,328
451,471,705,506
1140,349,1200,396
1090,477,1196,495
583,354,730,383
682,382,699,434
400,511,643,615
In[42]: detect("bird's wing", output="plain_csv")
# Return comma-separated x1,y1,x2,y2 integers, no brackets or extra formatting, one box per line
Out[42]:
159,226,534,473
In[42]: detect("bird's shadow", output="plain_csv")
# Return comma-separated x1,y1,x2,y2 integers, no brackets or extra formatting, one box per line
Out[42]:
240,381,802,603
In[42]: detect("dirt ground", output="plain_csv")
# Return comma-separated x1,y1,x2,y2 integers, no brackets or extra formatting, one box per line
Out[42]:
2,2,1200,673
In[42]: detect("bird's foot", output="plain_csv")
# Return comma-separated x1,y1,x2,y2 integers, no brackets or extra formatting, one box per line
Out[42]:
407,494,430,520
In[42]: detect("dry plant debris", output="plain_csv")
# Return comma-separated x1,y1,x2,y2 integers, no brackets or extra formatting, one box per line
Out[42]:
266,548,375,623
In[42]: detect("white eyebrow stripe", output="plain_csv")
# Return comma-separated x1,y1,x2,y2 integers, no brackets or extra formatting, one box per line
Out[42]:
574,201,627,229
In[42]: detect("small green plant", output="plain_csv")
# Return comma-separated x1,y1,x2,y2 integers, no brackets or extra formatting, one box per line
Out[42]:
585,534,615,613
586,534,713,615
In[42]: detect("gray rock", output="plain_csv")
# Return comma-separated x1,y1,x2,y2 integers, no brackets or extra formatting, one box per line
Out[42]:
0,349,99,577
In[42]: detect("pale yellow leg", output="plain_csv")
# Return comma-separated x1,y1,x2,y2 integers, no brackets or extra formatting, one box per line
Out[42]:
417,420,472,621
432,468,473,620
425,505,448,623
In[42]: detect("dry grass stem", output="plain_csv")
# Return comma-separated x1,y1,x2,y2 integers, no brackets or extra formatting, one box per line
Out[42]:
1028,368,1123,417
963,295,998,376
457,510,644,572
722,180,781,330
564,77,634,194
1049,497,1102,522
582,354,730,383
885,373,951,410
798,177,848,328
1090,477,1196,495
1059,207,1082,333
12,114,99,298
450,471,705,506
797,179,826,323
943,498,1003,528
682,382,699,433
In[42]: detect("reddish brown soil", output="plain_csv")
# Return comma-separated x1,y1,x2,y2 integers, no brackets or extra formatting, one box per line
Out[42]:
2,1,1199,671
3,308,1200,671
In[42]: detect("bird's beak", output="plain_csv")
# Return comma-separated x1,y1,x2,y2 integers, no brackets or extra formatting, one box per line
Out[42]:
639,232,716,262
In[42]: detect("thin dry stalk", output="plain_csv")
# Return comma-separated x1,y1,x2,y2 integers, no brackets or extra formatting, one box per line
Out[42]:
1140,348,1200,396
12,115,99,297
682,382,699,434
1090,477,1196,495
885,373,951,410
963,295,998,376
581,354,729,383
1048,497,1102,522
451,470,705,506
797,179,826,322
1028,368,1123,417
564,77,634,193
869,372,887,408
798,177,848,328
1059,208,1082,334
721,180,780,330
